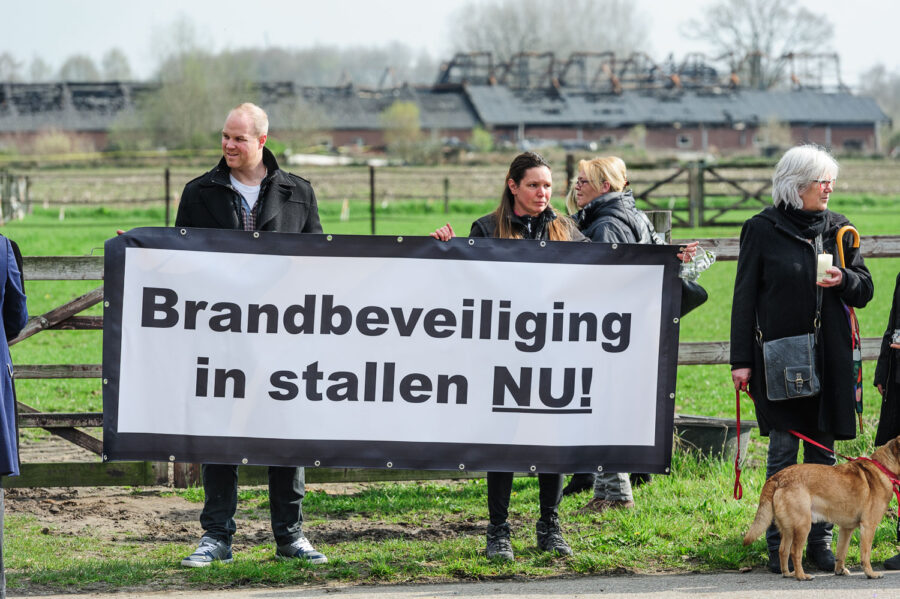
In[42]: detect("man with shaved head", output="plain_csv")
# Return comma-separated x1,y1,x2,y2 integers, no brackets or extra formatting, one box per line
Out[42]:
176,102,325,567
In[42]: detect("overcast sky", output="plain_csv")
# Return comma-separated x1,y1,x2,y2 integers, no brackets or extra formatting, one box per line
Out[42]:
4,0,895,88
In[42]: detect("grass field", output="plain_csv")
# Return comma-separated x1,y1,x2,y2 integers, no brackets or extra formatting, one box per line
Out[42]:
4,190,900,593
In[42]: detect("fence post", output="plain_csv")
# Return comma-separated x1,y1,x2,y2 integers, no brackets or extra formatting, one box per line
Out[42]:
647,211,672,244
151,462,170,485
164,167,171,227
23,175,31,215
174,463,201,488
0,170,9,225
443,177,450,214
369,164,376,235
687,162,704,228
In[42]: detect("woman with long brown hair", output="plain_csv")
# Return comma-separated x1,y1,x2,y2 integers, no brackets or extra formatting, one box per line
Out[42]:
431,151,583,242
431,151,582,561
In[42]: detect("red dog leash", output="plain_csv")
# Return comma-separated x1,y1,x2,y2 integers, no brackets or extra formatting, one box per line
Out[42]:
734,390,744,500
734,388,900,539
787,428,900,493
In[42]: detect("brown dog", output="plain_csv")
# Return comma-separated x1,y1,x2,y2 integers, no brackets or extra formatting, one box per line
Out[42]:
743,435,900,580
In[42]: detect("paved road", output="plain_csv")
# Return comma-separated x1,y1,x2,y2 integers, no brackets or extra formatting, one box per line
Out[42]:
18,570,900,599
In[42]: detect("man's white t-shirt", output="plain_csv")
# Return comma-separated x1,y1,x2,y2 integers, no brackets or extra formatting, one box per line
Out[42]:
230,174,261,210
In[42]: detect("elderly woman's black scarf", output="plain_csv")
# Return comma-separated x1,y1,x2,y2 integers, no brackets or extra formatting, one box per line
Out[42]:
777,204,828,239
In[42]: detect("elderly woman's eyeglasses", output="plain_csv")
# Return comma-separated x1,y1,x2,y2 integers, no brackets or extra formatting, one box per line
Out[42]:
575,178,591,187
811,179,836,190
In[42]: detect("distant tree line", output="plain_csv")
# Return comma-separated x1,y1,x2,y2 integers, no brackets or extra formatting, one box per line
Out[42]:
3,1,899,156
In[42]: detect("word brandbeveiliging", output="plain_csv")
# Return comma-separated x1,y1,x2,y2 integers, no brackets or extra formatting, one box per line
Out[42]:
142,287,632,353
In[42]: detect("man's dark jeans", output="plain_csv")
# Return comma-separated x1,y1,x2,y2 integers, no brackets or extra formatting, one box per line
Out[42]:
765,429,836,552
200,464,304,546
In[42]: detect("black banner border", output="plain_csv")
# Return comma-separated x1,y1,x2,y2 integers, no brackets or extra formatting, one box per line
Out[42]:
102,227,682,474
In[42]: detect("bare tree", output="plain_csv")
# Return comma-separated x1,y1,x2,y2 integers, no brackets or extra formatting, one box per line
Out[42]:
682,0,834,89
139,49,255,149
226,43,437,87
58,54,101,81
858,64,900,150
380,101,422,161
0,52,23,82
268,96,331,151
28,56,52,82
448,0,649,64
115,17,257,150
102,48,132,80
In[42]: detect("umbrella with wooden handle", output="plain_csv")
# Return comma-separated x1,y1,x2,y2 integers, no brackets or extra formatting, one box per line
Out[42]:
836,225,863,432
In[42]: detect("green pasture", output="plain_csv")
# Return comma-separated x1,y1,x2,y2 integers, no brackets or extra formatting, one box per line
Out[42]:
4,193,900,593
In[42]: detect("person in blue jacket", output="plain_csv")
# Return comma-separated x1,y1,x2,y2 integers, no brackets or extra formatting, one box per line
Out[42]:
0,234,29,599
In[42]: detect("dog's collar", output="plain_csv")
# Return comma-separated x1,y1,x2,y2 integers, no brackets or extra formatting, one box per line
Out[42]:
856,456,900,487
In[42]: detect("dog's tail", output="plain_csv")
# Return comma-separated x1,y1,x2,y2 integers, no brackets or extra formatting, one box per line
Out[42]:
743,479,776,545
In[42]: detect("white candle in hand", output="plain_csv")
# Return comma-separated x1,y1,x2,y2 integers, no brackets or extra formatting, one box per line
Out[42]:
817,253,832,282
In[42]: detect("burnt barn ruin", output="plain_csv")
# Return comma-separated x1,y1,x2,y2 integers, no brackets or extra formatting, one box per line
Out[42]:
0,52,890,154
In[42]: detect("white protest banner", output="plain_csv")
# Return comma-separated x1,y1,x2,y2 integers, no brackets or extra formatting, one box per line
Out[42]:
103,227,682,473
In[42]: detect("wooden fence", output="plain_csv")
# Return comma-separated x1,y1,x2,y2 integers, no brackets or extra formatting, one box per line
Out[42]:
8,231,900,489
11,159,898,231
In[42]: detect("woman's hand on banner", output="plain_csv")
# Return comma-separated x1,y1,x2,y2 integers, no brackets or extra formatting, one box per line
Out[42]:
430,223,456,241
732,367,751,391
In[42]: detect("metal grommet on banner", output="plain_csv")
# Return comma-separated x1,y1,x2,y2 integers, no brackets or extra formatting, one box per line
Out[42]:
539,241,546,248
253,232,260,239
180,228,187,235
241,458,248,464
529,465,537,472
468,239,474,246
386,462,393,468
326,235,333,241
103,378,108,385
397,237,403,243
102,454,108,461
104,301,110,308
673,317,679,324
669,392,675,399
665,467,670,473
596,465,603,472
169,455,176,462
611,243,618,249
458,464,465,470
314,460,321,467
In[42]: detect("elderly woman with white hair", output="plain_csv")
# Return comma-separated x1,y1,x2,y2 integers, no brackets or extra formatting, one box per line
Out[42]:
730,144,873,574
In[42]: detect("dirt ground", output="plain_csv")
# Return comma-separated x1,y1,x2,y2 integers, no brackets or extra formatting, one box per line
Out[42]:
6,435,484,548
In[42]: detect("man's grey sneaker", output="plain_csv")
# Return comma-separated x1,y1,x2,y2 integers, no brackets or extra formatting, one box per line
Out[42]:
536,517,573,556
485,522,514,561
181,536,233,567
276,535,328,564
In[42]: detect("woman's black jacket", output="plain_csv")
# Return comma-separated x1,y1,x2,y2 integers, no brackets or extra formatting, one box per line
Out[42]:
874,273,900,445
729,206,873,439
469,209,585,241
572,190,707,316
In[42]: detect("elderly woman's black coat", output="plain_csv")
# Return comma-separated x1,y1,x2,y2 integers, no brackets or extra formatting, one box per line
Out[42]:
730,206,873,440
874,273,900,446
